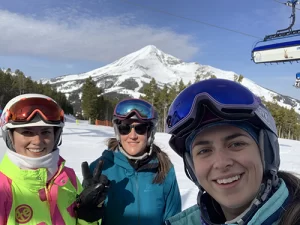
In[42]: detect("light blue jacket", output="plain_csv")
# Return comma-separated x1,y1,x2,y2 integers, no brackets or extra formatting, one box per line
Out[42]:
90,149,182,225
165,179,289,225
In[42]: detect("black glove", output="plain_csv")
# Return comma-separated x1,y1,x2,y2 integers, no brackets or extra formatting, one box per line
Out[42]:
75,160,110,222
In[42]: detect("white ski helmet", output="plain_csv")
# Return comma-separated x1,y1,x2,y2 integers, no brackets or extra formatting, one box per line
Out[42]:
1,93,65,151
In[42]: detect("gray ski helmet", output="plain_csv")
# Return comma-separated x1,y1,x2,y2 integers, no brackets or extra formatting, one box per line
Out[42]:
1,93,65,151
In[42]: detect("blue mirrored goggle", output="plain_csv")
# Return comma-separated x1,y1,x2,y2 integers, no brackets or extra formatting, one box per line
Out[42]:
114,99,156,120
166,79,261,134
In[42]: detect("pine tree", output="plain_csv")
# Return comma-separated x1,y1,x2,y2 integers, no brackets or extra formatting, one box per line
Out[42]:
238,75,244,83
194,74,201,83
178,78,186,93
141,78,159,105
156,84,169,132
81,77,101,124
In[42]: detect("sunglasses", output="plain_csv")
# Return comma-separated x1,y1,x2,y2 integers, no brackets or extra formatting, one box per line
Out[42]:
118,123,149,135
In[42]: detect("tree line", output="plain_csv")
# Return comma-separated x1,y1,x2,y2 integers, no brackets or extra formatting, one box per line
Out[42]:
264,101,300,140
0,69,73,114
80,77,122,124
2,68,299,140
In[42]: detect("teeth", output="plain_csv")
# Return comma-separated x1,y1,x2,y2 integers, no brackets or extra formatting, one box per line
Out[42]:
28,148,44,153
217,175,241,184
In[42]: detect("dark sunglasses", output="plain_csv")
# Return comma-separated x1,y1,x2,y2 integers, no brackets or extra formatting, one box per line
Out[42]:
118,123,149,135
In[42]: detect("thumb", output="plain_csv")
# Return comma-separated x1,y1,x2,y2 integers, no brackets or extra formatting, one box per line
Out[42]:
81,161,92,180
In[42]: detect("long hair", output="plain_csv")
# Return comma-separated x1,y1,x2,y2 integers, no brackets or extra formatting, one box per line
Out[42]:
107,137,172,184
277,171,300,225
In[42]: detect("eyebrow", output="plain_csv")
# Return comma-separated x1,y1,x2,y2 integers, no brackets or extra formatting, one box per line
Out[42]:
192,133,248,147
192,140,212,148
224,133,249,141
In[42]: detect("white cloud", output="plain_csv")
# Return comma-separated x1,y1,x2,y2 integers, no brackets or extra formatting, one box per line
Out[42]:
0,9,198,62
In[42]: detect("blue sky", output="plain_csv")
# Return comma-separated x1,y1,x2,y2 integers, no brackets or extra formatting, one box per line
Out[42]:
1,0,300,99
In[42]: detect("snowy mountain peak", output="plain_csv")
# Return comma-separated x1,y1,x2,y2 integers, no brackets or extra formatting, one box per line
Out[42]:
40,45,300,115
109,44,183,68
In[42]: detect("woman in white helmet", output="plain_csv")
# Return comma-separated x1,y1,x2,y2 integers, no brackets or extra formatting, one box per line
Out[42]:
0,93,109,225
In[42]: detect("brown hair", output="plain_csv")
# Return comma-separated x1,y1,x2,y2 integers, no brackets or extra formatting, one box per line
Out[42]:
107,137,172,184
277,170,300,225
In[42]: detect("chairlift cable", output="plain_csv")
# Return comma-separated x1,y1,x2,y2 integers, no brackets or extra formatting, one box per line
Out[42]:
118,0,261,39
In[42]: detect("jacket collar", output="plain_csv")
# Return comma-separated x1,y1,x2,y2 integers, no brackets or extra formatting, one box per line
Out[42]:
0,153,65,191
199,178,289,225
102,149,159,172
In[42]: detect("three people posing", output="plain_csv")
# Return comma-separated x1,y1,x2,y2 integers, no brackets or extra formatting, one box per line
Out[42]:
3,78,296,225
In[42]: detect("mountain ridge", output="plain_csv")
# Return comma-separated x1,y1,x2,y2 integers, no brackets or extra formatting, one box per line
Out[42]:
39,45,300,114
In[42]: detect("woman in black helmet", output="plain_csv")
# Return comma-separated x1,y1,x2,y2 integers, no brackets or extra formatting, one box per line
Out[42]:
165,79,300,225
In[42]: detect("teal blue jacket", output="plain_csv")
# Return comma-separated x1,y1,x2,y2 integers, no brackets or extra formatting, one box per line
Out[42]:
90,149,182,225
165,179,289,225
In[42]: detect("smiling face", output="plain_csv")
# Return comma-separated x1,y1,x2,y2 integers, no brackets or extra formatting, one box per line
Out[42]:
12,126,55,158
119,119,148,157
190,125,263,220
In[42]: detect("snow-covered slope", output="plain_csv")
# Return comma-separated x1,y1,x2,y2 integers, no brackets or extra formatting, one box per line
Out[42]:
41,45,300,114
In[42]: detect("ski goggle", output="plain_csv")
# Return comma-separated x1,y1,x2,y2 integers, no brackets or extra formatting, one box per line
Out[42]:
114,99,156,121
118,123,149,135
166,79,261,135
4,97,64,124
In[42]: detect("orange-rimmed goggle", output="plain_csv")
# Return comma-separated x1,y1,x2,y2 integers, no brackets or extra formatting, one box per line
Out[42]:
4,97,64,124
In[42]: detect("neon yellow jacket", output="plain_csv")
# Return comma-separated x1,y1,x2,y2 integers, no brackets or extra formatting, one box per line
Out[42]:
0,153,101,225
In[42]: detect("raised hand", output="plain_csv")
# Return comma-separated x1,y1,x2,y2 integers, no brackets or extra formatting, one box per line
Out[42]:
75,160,110,222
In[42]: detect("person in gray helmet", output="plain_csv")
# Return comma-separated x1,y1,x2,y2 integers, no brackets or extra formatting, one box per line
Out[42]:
165,78,300,225
89,98,181,225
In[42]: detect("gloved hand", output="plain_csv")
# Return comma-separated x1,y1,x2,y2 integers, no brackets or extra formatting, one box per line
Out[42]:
75,160,110,222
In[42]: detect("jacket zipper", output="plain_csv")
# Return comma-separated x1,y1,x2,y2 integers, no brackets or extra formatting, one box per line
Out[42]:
46,164,64,217
135,172,140,225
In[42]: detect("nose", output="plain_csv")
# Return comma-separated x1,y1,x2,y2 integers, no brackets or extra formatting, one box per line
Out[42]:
212,149,234,171
31,134,43,145
128,127,138,139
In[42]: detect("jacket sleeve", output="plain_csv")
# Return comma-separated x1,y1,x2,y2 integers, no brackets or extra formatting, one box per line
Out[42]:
163,166,182,221
0,191,9,224
76,177,102,225
0,172,12,225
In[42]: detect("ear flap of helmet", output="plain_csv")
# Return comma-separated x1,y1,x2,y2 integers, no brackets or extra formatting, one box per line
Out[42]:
261,129,280,175
183,152,202,190
3,130,14,151
54,127,63,149
113,123,120,142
